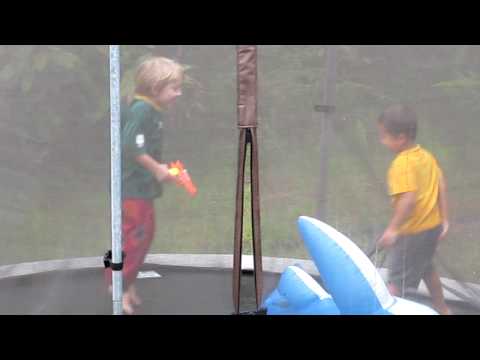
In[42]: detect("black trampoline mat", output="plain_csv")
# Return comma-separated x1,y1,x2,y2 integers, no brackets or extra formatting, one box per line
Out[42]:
0,265,278,315
0,264,477,315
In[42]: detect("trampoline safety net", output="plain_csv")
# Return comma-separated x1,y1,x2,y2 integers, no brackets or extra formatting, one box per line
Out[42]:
0,45,478,315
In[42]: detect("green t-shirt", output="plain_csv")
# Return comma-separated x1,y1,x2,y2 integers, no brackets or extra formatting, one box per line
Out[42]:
122,98,165,200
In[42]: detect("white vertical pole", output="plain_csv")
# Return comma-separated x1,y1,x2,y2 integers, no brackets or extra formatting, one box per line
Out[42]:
109,45,123,315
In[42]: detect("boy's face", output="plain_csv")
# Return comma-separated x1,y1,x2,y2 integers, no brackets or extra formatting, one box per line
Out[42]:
153,79,183,109
377,122,408,153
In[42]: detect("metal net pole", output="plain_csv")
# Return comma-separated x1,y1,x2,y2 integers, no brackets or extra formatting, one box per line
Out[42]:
109,45,123,315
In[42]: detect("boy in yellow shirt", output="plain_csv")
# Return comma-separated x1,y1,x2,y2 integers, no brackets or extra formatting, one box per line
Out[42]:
377,104,451,315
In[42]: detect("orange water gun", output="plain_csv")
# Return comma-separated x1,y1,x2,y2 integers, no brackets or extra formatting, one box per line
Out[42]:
168,160,198,197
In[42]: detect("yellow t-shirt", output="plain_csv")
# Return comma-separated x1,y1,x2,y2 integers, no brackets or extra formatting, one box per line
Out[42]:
387,145,443,235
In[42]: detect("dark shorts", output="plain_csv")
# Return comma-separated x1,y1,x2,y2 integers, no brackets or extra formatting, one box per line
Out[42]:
387,225,442,291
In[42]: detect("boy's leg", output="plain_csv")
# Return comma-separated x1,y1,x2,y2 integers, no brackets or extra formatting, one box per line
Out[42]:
423,268,452,315
416,226,451,314
387,283,401,297
386,237,409,297
121,199,155,307
105,199,155,314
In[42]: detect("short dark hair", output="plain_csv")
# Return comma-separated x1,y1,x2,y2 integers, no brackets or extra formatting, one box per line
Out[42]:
378,104,417,140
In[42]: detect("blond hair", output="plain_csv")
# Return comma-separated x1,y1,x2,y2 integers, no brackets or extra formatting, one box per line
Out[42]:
134,56,184,98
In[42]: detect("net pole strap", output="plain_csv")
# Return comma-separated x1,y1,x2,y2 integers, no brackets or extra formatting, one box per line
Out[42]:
249,128,263,307
233,129,247,314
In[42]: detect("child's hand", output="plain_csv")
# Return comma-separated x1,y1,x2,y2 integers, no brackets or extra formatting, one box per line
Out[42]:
378,228,399,249
438,221,449,241
154,164,171,183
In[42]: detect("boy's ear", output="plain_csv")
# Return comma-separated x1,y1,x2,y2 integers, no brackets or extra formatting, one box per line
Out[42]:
151,84,160,96
153,83,168,97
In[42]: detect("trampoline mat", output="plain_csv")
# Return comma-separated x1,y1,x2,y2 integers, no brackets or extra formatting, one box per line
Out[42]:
0,264,278,315
0,264,476,315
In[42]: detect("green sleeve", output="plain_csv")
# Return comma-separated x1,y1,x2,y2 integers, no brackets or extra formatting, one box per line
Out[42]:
122,105,149,161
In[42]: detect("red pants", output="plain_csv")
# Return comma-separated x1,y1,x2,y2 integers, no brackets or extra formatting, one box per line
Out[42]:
105,199,155,289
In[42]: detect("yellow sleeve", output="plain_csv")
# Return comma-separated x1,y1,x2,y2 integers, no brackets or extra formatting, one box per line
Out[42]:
388,156,417,196
434,157,444,179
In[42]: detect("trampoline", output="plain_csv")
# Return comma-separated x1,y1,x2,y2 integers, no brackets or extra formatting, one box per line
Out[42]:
0,256,262,315
0,263,240,315
1,45,479,315
0,255,478,315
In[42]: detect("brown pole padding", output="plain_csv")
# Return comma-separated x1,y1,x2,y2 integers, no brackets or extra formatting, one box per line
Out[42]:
234,45,263,313
237,46,257,128
233,129,247,314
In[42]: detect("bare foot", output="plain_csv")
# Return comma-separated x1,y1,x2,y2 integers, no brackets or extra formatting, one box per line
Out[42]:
129,287,142,306
122,294,135,315
436,305,453,315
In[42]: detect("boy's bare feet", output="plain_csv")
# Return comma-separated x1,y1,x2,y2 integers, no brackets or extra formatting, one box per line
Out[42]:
122,294,135,315
129,285,143,306
109,285,141,314
435,304,453,315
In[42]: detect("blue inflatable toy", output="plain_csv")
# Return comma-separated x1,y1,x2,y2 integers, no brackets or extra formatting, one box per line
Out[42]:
297,216,438,315
263,265,340,315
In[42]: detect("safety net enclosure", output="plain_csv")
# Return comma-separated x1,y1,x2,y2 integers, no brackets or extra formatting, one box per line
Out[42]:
257,45,480,314
0,45,478,314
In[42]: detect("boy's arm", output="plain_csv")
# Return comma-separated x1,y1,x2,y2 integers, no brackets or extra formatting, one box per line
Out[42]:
136,154,172,183
378,191,416,249
438,172,449,240
122,113,172,184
